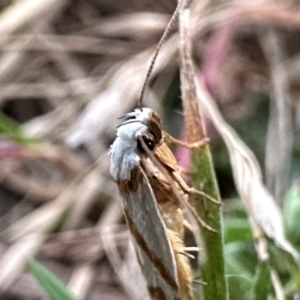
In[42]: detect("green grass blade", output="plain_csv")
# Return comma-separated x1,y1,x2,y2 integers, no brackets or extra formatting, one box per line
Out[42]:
224,218,252,244
226,249,253,300
0,111,41,145
178,5,228,299
27,258,81,300
192,147,228,300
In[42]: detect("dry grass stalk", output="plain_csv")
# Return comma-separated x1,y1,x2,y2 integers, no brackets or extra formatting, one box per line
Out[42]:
101,225,150,300
68,263,95,298
65,36,177,148
0,234,44,291
0,0,67,46
195,78,299,261
261,30,293,205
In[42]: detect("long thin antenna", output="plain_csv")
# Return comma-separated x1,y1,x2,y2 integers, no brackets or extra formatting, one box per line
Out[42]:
137,0,184,108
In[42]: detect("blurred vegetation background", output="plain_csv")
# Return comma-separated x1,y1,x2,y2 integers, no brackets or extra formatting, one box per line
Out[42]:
0,0,300,299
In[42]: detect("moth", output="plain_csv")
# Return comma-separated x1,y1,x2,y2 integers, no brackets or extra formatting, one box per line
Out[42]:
109,107,196,300
109,1,218,299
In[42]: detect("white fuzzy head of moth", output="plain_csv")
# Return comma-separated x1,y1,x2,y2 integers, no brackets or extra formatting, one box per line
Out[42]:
109,107,160,181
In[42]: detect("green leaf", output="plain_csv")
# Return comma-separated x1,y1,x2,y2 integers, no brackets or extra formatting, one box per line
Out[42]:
250,261,271,300
224,218,252,244
27,258,81,300
283,184,300,243
284,267,300,298
225,241,257,274
225,246,253,300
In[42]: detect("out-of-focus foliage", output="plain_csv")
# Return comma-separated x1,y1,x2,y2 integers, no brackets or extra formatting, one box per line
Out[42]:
223,184,300,300
284,184,300,244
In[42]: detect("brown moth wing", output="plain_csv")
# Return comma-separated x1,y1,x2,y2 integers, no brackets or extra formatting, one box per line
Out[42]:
151,143,187,210
141,155,195,300
155,143,180,173
120,166,179,300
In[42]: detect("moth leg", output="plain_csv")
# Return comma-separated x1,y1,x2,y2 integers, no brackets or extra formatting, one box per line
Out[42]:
188,188,221,205
163,131,209,149
177,246,201,259
185,201,217,232
193,278,208,286
172,171,221,205
177,166,192,176
184,246,201,253
138,136,217,232
178,251,195,259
